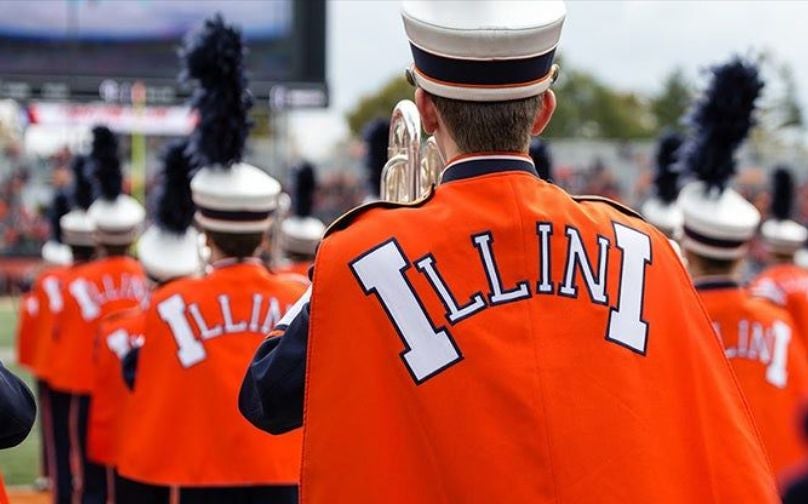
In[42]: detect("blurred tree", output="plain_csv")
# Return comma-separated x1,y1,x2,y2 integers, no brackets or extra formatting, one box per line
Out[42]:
650,69,692,133
346,76,412,135
544,67,655,139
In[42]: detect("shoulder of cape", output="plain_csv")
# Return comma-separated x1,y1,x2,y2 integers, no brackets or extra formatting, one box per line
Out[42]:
572,194,645,221
324,186,436,239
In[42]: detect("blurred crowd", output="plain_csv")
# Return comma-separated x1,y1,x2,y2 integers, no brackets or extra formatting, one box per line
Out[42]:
0,133,805,293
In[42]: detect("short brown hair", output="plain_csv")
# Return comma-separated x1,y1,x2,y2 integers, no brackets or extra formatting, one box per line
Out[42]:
688,253,737,276
430,94,541,153
206,230,263,259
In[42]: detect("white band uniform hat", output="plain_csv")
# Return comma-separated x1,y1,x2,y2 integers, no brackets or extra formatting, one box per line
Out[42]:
402,0,565,102
280,162,325,257
42,188,73,265
60,155,97,248
642,131,685,239
678,58,764,260
138,141,202,282
87,126,145,246
181,15,281,234
760,167,808,255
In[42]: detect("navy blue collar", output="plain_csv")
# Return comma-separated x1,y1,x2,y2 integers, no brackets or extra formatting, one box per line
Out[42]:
694,276,740,292
441,154,538,184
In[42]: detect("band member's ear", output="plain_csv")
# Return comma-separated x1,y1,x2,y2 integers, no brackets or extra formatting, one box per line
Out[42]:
531,90,557,136
415,88,440,135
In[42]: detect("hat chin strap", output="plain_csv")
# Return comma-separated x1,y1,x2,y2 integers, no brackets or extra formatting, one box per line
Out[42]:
411,65,555,102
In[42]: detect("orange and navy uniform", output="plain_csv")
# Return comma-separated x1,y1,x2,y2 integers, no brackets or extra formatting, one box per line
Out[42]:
752,263,808,351
87,307,144,467
696,277,808,482
48,256,146,395
15,291,39,373
117,258,305,487
29,266,71,383
242,154,778,503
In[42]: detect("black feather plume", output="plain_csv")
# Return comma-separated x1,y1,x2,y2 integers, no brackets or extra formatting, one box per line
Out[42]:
771,166,795,221
181,14,252,169
654,131,684,204
90,125,122,201
156,140,197,234
363,118,389,195
48,189,71,243
682,57,763,193
293,162,317,218
70,155,94,211
529,138,553,182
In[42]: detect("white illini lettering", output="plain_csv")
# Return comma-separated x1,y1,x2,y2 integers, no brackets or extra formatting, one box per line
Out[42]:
606,223,651,353
472,232,530,305
536,222,554,294
767,321,791,388
559,227,609,304
70,278,101,321
352,240,461,382
158,294,206,367
43,276,64,312
415,255,485,324
218,295,247,333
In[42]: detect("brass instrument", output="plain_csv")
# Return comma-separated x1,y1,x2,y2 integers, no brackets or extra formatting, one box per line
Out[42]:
380,100,444,203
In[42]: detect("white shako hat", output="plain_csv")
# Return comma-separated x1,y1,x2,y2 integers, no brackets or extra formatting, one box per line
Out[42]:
42,188,73,265
60,155,97,247
678,57,764,260
760,167,808,255
183,15,281,234
87,126,145,246
401,1,565,102
641,131,685,238
280,162,325,257
138,141,202,282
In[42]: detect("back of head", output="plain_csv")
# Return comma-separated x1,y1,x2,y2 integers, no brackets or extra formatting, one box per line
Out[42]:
401,0,564,155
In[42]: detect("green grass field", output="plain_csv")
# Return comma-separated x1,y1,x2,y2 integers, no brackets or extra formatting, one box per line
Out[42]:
0,298,40,487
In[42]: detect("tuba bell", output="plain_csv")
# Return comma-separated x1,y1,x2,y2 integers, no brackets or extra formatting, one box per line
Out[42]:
380,100,444,203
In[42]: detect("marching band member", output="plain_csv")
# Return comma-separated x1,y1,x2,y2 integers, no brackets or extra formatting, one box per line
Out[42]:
49,126,146,504
17,183,73,490
750,167,808,350
641,131,685,239
112,140,201,502
241,2,777,502
680,58,808,487
277,162,325,277
45,154,96,504
116,16,304,503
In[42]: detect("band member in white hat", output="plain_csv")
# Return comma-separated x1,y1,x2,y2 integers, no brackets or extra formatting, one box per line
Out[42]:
680,57,808,486
55,126,148,503
48,155,96,503
111,140,202,502
242,2,777,502
751,166,808,349
116,15,305,504
277,162,325,277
